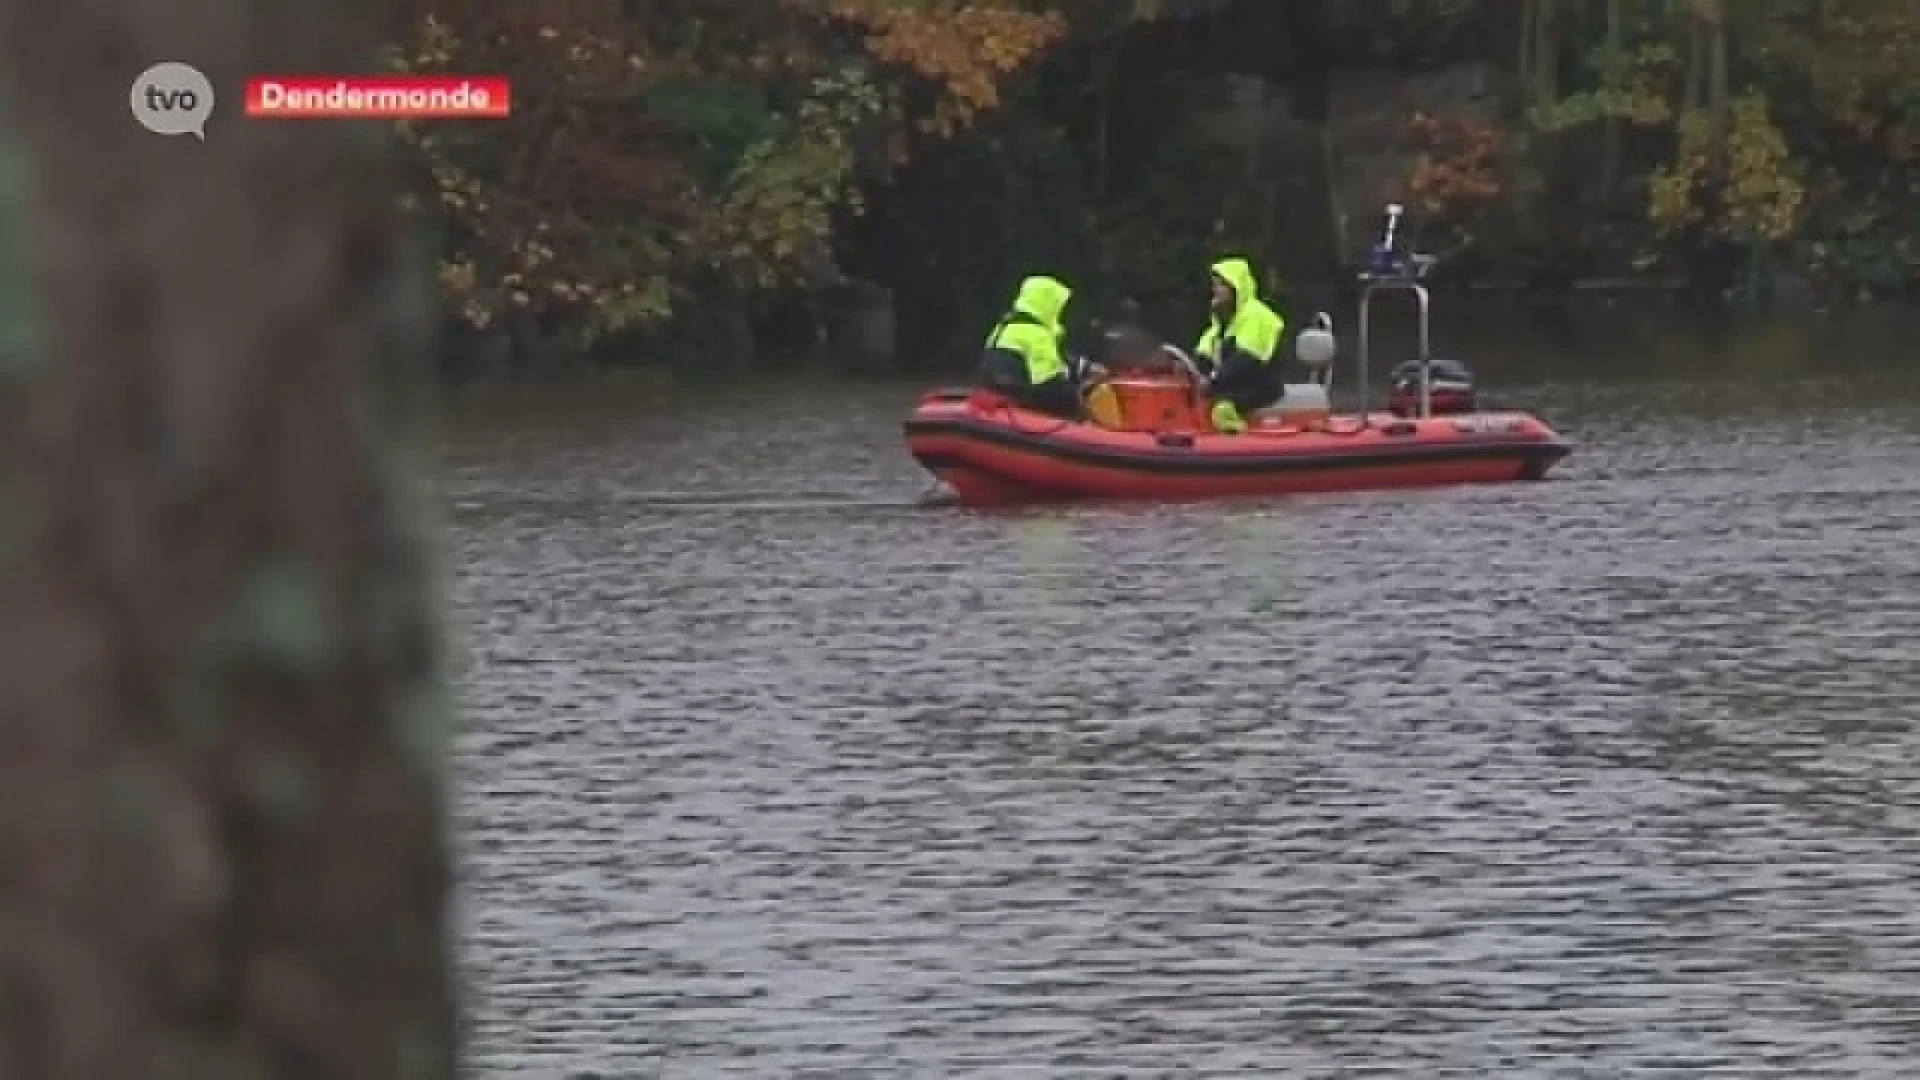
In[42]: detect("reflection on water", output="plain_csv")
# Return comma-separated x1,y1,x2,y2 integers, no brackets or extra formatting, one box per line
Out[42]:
450,310,1920,1076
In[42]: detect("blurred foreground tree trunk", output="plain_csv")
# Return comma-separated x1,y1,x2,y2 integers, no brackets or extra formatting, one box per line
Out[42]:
0,0,456,1077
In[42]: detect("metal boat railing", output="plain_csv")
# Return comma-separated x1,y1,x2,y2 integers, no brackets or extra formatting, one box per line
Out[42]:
1354,202,1441,420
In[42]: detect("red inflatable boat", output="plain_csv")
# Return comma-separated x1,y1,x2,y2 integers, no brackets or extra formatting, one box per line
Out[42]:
906,379,1568,506
906,240,1571,507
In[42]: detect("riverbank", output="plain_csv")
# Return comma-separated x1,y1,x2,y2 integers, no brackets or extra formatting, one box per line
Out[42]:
436,297,1920,396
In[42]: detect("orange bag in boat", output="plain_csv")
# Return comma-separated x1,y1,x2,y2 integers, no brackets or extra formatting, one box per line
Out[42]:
1084,382,1121,428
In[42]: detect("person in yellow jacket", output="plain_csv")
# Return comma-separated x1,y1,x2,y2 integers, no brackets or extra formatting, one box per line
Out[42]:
977,274,1087,420
1194,257,1286,434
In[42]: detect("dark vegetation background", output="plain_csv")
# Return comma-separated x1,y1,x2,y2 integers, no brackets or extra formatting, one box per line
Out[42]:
398,0,1919,382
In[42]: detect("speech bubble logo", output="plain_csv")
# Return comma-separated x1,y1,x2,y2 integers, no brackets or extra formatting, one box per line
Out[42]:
130,62,214,139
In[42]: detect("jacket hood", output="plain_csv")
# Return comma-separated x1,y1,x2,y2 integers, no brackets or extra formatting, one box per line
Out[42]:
1210,257,1259,306
1012,275,1072,329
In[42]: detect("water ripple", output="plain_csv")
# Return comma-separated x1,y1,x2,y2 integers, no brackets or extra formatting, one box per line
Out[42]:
451,372,1920,1076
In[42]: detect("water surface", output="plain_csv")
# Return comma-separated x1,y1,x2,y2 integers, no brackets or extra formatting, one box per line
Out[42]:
450,310,1920,1077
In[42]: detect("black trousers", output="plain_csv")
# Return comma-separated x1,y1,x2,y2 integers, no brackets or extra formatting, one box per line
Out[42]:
1209,354,1283,414
977,353,1083,420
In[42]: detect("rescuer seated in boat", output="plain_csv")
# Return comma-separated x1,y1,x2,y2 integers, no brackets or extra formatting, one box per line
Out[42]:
977,274,1088,420
1193,257,1285,434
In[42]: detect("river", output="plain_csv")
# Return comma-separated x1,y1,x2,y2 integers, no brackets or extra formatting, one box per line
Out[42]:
447,306,1920,1077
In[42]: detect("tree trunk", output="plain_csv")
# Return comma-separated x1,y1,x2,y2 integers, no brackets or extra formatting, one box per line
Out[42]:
1703,1,1730,168
1601,0,1623,202
1320,125,1348,271
1690,0,1737,307
1684,5,1706,109
1089,36,1122,210
1531,0,1561,104
0,0,456,1077
1518,0,1535,90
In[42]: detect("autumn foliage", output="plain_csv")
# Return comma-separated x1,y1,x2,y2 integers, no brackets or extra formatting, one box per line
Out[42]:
819,0,1064,136
393,0,1919,352
395,0,1062,342
1402,110,1504,216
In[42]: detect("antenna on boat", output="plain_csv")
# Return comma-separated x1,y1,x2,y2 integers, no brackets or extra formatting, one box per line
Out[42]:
1356,202,1438,419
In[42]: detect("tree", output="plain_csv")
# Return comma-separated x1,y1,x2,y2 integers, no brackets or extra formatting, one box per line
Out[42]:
398,0,1062,347
0,0,456,1076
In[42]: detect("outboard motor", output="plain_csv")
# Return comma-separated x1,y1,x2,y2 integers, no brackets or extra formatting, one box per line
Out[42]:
1388,355,1477,417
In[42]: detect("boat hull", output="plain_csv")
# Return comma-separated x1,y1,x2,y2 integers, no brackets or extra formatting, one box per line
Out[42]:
905,393,1571,507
